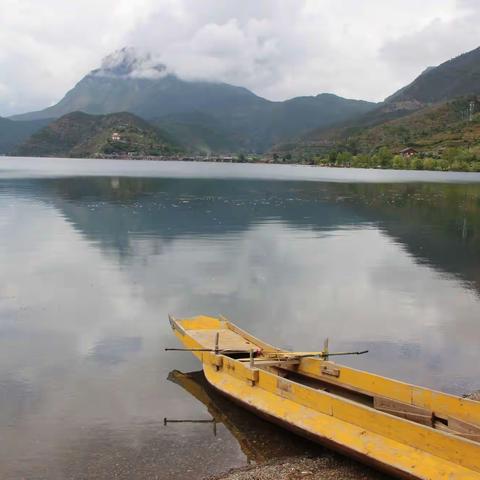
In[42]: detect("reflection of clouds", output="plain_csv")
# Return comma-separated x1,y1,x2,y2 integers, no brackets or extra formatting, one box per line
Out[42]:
2,182,480,478
88,336,142,365
0,200,146,354
0,200,192,477
126,221,480,392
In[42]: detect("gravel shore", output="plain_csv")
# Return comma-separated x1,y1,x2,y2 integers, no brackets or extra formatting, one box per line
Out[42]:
207,454,391,480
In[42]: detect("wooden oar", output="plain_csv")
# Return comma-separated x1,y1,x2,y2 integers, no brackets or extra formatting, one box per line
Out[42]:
261,350,368,358
165,348,260,353
165,348,368,358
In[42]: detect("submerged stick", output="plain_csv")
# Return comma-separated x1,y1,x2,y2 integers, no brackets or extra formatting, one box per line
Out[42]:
164,418,215,425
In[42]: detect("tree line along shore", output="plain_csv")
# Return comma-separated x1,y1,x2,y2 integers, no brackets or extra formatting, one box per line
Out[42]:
270,146,480,172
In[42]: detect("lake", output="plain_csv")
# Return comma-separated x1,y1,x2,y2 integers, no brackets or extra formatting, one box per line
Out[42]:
1,157,480,479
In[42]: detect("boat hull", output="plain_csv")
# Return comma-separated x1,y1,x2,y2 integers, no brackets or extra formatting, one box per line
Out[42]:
202,362,480,480
215,382,415,479
169,315,480,480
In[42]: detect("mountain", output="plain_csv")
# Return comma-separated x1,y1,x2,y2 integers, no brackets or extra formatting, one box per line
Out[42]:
9,47,376,153
148,92,376,153
286,46,480,155
15,111,180,158
301,97,480,155
10,48,268,122
386,47,480,105
153,112,242,154
0,117,51,154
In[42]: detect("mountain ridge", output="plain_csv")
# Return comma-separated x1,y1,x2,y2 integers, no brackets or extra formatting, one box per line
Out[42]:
386,46,480,104
0,116,52,154
8,47,376,153
8,45,480,158
284,45,480,156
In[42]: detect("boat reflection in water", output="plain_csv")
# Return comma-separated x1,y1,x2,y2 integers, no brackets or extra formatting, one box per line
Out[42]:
167,369,320,463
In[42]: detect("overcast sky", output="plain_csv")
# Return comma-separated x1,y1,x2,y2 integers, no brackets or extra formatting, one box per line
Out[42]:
1,0,480,116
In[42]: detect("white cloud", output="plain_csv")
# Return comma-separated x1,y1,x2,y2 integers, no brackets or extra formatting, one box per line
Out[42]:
380,0,480,83
93,47,168,79
0,0,477,116
0,0,158,115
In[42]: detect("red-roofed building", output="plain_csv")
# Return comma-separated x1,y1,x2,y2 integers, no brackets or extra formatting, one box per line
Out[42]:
399,147,417,157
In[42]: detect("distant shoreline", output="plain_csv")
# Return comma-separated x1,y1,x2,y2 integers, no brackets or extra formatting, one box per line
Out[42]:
5,153,480,174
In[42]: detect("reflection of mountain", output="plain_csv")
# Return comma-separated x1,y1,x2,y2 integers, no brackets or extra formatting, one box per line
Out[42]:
32,176,367,255
5,176,480,293
337,183,480,290
168,369,320,463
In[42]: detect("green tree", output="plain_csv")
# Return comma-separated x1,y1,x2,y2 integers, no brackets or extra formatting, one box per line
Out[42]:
422,158,438,171
443,147,460,164
412,158,424,170
438,158,449,171
328,151,338,164
377,147,393,168
392,155,406,170
450,160,468,171
336,151,352,166
354,154,370,167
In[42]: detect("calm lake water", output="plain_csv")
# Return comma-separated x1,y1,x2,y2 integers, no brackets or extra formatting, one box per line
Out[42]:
1,157,480,479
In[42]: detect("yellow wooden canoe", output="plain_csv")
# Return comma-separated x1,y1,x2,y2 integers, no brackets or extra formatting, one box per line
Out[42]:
168,314,480,479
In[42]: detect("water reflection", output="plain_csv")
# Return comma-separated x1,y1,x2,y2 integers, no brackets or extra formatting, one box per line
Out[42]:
89,336,143,365
13,176,480,288
167,369,320,463
1,169,480,479
167,369,387,479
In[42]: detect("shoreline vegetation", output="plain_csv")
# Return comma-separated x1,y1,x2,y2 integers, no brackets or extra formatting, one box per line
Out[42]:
301,146,480,172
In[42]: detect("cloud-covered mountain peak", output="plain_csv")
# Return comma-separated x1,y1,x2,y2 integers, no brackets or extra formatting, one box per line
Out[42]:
91,47,168,79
